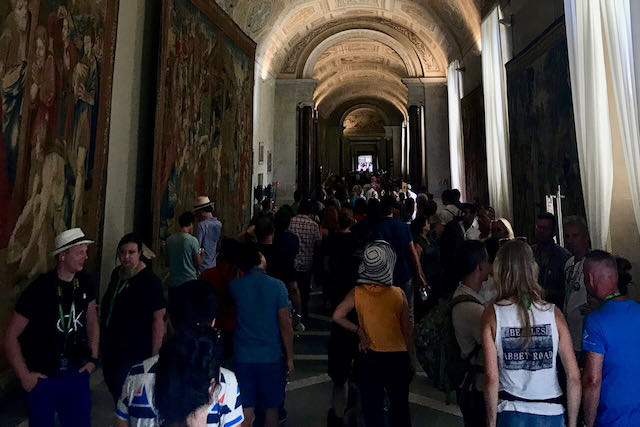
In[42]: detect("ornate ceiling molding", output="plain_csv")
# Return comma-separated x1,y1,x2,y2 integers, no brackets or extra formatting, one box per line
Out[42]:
302,29,419,78
274,17,447,77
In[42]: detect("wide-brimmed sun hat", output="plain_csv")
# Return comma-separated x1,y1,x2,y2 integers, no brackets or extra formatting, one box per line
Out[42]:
193,195,214,211
357,240,396,286
51,228,94,256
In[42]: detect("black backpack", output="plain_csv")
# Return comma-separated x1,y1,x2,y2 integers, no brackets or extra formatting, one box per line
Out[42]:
415,294,483,395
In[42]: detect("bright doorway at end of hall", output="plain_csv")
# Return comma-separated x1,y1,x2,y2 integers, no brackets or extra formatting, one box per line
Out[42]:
357,154,374,172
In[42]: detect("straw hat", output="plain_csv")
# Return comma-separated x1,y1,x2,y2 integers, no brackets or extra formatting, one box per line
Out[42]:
193,196,214,211
51,228,94,256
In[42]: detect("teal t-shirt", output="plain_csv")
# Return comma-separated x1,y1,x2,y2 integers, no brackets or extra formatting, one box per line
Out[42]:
166,232,200,287
229,268,291,363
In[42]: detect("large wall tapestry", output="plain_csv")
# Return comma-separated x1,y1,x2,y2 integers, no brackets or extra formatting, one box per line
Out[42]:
0,0,119,374
153,0,255,263
506,19,585,240
461,85,488,205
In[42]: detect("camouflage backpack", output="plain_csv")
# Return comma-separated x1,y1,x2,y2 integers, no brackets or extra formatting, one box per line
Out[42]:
414,295,482,393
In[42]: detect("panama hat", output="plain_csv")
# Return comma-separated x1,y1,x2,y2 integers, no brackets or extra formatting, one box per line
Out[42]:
357,240,397,286
193,195,214,211
51,228,94,256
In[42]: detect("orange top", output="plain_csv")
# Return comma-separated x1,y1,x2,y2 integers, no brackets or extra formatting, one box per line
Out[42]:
354,284,407,352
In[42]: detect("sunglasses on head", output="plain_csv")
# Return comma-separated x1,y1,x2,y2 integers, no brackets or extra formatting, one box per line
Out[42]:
498,236,528,246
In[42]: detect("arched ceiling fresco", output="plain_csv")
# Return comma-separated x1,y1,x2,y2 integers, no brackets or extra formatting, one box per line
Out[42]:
216,0,482,117
343,107,387,137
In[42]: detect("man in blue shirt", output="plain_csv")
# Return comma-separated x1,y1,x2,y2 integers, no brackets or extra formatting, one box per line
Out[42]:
375,196,426,325
582,250,640,427
194,196,222,272
228,243,294,427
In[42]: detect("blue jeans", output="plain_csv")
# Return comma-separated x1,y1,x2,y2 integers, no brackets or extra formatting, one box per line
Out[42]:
497,411,565,427
29,370,91,426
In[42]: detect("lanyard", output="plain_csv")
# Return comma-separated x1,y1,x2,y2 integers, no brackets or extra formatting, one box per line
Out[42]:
105,278,129,327
603,291,621,304
57,278,79,334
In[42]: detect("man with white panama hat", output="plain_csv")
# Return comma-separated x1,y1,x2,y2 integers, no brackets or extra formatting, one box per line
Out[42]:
193,195,222,273
5,228,99,426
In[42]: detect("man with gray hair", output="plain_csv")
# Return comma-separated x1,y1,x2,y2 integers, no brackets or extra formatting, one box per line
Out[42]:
581,250,640,427
563,216,591,357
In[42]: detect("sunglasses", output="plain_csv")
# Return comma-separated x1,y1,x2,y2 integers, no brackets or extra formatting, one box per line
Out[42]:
498,236,528,246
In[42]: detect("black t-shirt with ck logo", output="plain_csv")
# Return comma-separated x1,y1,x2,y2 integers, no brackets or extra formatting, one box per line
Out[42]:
15,270,97,376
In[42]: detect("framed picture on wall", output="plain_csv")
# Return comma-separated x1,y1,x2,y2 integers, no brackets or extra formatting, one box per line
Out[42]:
267,151,272,172
259,141,265,164
258,173,264,187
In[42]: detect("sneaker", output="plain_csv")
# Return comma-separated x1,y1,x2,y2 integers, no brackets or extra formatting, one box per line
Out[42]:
293,313,306,333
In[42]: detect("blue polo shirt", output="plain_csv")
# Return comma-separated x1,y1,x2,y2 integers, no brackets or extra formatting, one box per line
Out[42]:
229,268,291,364
582,299,640,426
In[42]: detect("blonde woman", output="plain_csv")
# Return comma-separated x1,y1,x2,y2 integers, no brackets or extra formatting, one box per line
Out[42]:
481,240,580,427
492,218,515,241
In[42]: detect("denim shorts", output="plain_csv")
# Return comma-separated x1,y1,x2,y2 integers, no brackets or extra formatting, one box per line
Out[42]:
497,411,565,427
235,362,286,409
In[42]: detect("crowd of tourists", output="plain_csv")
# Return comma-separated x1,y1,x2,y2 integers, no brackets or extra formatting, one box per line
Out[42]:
4,175,640,427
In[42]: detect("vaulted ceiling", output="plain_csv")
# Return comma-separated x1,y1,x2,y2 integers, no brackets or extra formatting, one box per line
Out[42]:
216,0,483,117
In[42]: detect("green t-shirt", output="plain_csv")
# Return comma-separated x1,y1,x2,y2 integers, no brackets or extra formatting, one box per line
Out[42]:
166,232,200,287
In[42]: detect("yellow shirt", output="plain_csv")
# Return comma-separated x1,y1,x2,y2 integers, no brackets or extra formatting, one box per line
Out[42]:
355,284,407,352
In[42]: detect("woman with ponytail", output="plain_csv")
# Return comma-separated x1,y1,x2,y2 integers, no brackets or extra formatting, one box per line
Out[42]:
481,240,581,427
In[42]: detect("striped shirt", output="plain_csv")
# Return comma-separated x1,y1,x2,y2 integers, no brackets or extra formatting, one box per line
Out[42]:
116,356,243,427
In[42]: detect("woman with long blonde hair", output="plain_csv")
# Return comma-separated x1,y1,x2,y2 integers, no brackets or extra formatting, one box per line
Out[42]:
481,240,580,427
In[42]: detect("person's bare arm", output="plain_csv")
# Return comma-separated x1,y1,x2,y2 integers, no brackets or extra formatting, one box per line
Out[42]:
5,312,46,391
409,242,427,287
555,307,581,427
332,289,357,332
80,300,99,373
481,305,499,427
333,289,370,350
582,351,603,427
278,307,295,374
115,418,128,427
194,248,204,266
151,308,166,355
286,281,302,315
399,291,415,358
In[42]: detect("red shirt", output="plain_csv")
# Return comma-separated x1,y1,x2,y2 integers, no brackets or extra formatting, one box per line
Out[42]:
201,263,242,332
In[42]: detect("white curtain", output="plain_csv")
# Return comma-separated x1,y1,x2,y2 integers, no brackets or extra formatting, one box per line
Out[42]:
564,0,614,250
448,60,466,200
601,0,640,237
481,8,513,220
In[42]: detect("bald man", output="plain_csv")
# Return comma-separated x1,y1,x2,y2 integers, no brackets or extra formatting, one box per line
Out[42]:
581,250,640,427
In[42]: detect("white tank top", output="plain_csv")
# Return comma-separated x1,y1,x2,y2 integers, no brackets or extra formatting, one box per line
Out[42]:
494,300,564,416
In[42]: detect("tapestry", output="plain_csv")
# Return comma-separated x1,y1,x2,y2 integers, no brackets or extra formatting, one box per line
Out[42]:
506,19,585,240
153,0,255,264
461,85,488,205
0,0,119,375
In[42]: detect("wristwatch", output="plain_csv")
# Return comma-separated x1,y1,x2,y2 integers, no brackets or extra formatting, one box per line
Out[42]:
88,356,99,366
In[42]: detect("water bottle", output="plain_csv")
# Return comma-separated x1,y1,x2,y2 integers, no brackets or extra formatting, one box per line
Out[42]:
419,286,430,302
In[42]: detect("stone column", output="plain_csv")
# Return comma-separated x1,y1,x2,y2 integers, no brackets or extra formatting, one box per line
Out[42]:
407,105,423,187
274,79,317,204
423,81,450,197
403,77,449,193
297,104,316,195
